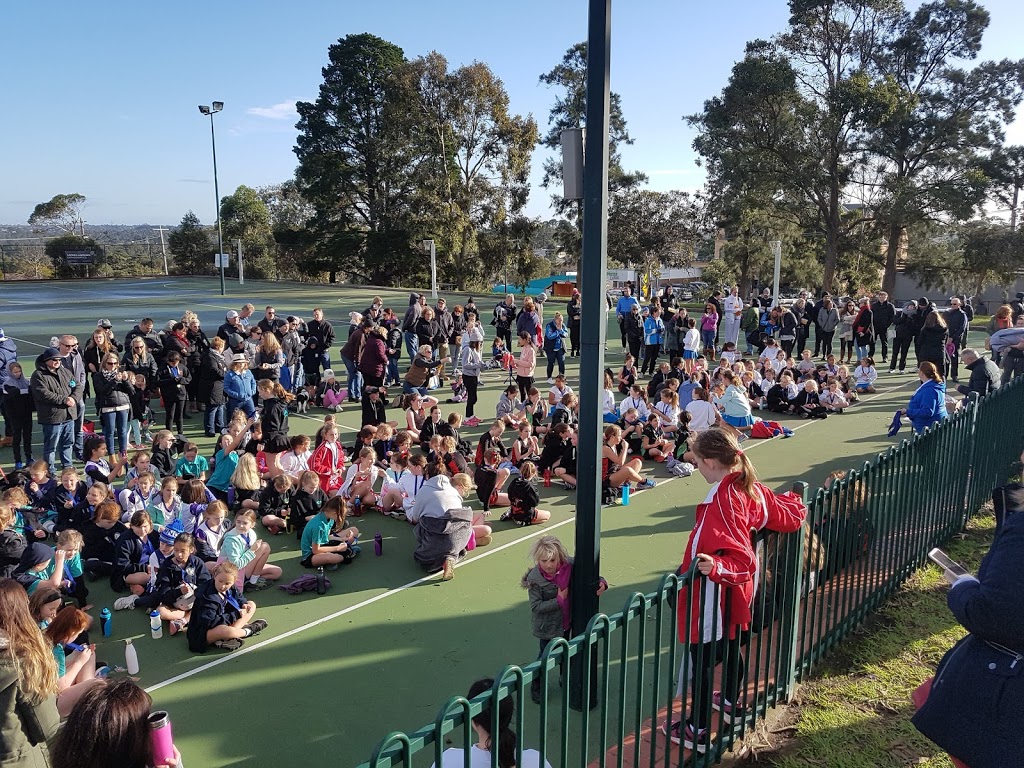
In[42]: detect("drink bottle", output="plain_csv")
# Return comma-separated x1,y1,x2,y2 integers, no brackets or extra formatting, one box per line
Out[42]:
125,639,140,675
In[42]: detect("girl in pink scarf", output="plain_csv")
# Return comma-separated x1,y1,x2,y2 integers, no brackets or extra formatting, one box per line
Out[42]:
522,535,607,703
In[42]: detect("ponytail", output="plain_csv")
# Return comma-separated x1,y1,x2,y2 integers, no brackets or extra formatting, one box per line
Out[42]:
691,428,760,500
467,678,517,768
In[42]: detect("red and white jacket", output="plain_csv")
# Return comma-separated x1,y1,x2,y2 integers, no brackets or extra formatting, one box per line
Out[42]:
309,440,347,494
677,473,806,644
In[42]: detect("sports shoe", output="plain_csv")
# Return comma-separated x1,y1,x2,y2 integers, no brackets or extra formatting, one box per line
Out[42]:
563,481,577,490
712,692,743,725
441,557,455,581
737,431,749,443
246,577,272,592
637,478,657,490
547,378,555,384
113,595,138,611
681,722,709,753
245,619,269,635
213,637,245,651
169,619,186,636
14,461,24,470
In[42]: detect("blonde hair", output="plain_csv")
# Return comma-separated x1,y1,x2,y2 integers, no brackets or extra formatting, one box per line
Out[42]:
56,528,84,551
529,535,569,567
692,428,759,499
230,453,262,492
450,473,473,495
0,580,59,702
215,561,239,578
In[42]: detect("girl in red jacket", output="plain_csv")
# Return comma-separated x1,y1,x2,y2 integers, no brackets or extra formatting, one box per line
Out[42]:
666,428,806,753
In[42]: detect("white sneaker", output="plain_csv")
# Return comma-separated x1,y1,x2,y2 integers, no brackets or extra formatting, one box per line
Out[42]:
547,378,555,384
114,595,138,611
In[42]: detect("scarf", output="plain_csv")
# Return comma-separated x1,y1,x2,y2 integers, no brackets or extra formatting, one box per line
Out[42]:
100,367,120,384
2,373,30,395
541,561,574,630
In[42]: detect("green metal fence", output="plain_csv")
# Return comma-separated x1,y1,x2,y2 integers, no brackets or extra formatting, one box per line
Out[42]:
360,374,1024,768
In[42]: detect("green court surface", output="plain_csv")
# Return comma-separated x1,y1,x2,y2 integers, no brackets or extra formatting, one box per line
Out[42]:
0,277,924,767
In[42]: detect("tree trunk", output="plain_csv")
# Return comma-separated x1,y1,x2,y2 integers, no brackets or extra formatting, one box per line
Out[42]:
881,223,902,295
820,181,841,293
1011,185,1019,232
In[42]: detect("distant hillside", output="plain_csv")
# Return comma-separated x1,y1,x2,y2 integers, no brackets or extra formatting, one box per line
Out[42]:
0,223,176,243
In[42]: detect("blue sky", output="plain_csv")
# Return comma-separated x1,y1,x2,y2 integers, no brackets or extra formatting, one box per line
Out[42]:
2,0,1022,227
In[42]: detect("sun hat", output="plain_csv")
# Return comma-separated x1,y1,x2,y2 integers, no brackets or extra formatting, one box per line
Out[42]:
230,353,248,365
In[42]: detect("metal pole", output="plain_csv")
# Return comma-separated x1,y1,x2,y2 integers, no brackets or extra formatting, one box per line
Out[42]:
569,0,611,713
154,226,169,275
770,240,782,308
237,239,245,286
210,112,226,296
429,240,437,300
0,244,6,281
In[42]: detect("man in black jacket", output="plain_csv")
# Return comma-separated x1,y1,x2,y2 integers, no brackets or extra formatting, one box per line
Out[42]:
30,347,77,472
870,291,896,363
956,348,1000,398
811,294,830,357
944,297,969,382
305,307,335,378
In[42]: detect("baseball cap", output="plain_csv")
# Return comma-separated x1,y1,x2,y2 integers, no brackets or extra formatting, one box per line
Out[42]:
226,310,240,320
41,347,63,362
97,319,112,329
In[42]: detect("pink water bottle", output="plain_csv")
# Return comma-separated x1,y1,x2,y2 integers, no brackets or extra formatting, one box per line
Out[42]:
148,711,175,766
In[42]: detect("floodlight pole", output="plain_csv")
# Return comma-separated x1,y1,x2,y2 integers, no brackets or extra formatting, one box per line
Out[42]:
424,239,437,300
200,103,226,296
569,0,611,712
770,240,782,308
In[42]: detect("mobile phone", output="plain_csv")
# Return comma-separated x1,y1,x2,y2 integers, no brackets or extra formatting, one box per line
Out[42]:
928,548,970,582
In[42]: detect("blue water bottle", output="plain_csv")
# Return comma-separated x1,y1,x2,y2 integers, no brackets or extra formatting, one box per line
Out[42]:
100,607,112,637
353,497,362,516
621,484,631,506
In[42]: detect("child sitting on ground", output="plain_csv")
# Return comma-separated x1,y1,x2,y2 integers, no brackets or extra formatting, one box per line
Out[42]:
853,357,878,394
299,495,359,569
450,472,493,547
153,531,211,636
186,561,268,653
259,474,294,533
502,462,551,527
218,509,282,592
290,470,328,539
83,435,127,487
194,500,231,563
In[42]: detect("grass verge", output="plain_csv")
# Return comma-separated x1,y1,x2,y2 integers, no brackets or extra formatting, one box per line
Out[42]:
738,512,996,768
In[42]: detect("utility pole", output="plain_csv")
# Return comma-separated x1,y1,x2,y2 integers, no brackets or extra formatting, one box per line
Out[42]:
237,239,245,286
154,226,169,275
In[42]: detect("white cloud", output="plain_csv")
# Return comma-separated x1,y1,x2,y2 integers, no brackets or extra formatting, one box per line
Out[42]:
246,100,298,120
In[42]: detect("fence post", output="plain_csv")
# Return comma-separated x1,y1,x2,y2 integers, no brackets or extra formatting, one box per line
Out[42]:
961,392,981,527
778,481,808,701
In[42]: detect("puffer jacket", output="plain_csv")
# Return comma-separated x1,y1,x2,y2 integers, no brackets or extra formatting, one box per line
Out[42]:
521,557,574,640
358,330,388,380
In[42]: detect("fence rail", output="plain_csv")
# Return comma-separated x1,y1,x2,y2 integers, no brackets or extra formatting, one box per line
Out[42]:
359,375,1024,768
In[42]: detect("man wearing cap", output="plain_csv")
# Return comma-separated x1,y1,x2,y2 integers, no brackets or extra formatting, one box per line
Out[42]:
31,347,77,472
217,310,243,342
566,289,582,357
95,319,123,353
614,286,639,351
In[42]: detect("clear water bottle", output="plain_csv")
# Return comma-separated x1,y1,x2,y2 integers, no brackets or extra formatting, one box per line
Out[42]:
150,610,163,639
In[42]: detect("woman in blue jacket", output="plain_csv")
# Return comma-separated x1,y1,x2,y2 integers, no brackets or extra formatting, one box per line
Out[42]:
902,361,948,433
913,461,1024,767
223,354,257,419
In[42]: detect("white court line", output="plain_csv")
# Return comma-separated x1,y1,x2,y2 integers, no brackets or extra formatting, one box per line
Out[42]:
145,515,576,694
8,335,49,349
144,378,914,694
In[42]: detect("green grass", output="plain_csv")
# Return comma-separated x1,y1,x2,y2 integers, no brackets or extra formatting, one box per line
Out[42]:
758,513,995,768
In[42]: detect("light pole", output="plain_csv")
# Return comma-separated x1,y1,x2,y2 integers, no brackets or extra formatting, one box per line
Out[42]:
198,102,226,296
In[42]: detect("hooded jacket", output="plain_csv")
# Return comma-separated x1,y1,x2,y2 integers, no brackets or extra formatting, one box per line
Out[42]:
906,379,948,433
357,329,388,379
402,293,422,333
0,338,16,381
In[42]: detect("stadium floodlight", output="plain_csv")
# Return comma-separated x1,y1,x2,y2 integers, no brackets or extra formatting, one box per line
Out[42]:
197,101,227,295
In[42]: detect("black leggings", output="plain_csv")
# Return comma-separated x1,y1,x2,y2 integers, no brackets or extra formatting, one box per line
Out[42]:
165,399,185,434
516,375,534,403
818,331,834,358
685,636,746,731
464,374,479,418
7,413,32,463
641,345,660,375
840,338,854,361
